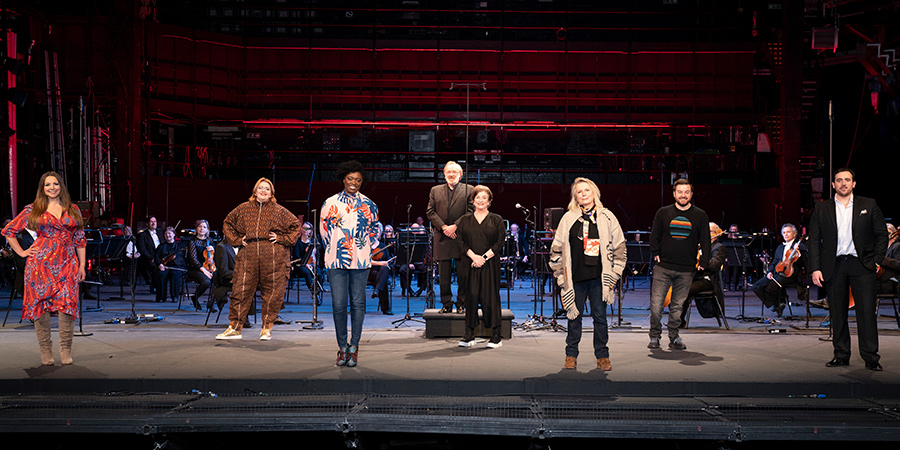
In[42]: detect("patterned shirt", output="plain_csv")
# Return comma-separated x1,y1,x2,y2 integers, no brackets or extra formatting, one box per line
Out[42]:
321,191,379,270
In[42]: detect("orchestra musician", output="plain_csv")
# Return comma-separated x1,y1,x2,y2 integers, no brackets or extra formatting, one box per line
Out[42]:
291,221,320,305
877,223,900,297
426,161,474,314
135,216,164,293
398,223,427,297
156,226,186,303
647,179,711,351
2,171,86,366
321,160,379,367
679,222,728,327
216,177,300,341
184,219,215,311
455,185,506,349
750,223,809,317
549,178,626,370
809,168,887,371
208,240,235,314
723,223,744,291
503,222,529,287
369,222,395,315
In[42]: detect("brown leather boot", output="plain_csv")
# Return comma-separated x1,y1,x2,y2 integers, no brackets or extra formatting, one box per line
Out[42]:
563,356,576,369
35,312,55,366
597,357,612,371
58,313,75,365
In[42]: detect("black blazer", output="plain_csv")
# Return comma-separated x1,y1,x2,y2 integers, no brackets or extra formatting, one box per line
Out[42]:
808,195,888,281
425,182,474,260
136,229,164,264
213,241,236,286
768,241,808,276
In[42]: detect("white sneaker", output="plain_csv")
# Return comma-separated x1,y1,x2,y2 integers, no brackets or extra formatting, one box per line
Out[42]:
215,325,242,340
486,341,502,349
458,340,475,348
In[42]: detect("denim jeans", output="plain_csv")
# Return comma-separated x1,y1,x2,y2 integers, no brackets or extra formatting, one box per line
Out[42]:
328,268,369,349
565,276,609,359
649,265,694,340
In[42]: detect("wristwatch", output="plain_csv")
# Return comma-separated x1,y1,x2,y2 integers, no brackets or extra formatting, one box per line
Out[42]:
482,253,489,260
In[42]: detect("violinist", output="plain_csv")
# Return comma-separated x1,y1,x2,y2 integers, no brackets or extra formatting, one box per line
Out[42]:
185,219,214,311
751,223,808,317
368,222,395,314
877,223,900,297
155,227,186,303
679,223,728,327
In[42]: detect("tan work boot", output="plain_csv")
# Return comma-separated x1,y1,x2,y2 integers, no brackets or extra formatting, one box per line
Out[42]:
563,356,576,369
597,357,612,371
58,313,75,365
35,312,55,366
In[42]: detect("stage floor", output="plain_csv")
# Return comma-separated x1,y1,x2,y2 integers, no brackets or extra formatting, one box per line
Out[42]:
1,276,899,443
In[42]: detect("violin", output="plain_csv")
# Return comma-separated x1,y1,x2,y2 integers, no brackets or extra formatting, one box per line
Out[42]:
775,235,807,278
203,246,216,272
372,242,394,261
160,246,187,266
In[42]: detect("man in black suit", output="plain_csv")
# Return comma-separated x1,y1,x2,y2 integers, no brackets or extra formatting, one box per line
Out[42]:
426,161,474,313
135,216,164,293
210,241,236,313
809,168,887,371
751,223,809,317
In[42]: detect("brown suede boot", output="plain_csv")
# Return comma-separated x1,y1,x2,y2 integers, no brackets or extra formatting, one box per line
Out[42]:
58,313,75,365
35,312,55,366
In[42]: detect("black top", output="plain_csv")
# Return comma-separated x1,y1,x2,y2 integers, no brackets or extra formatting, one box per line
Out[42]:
650,204,711,272
568,218,602,283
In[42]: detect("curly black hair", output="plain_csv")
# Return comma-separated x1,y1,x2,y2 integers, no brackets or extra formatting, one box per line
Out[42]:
336,160,366,187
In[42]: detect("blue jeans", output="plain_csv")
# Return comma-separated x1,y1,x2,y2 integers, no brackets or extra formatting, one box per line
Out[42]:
565,277,609,359
328,268,369,349
649,265,694,340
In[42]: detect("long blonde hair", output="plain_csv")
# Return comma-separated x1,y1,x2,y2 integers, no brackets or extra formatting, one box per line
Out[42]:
567,177,603,212
27,171,83,230
248,177,277,203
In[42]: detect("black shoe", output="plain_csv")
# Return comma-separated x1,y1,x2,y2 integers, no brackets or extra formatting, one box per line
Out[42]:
774,302,785,317
382,310,394,315
414,288,424,297
439,305,453,314
192,298,202,311
866,361,883,371
243,322,252,329
809,299,830,309
371,292,378,299
217,300,227,311
207,302,217,313
273,316,289,325
825,357,850,367
455,304,465,314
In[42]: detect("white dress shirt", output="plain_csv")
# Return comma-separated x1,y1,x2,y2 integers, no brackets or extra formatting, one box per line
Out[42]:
835,194,857,257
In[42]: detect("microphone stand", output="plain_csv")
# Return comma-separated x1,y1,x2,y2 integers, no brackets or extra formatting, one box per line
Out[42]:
299,208,324,330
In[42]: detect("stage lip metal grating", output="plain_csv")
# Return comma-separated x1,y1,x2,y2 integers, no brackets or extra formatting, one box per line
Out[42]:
1,392,898,442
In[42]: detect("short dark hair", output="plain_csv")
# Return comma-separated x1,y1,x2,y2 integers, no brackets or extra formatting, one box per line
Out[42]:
336,160,366,187
673,178,692,191
832,167,855,181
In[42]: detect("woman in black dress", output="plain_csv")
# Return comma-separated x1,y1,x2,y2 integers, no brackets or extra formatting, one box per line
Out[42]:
455,185,506,348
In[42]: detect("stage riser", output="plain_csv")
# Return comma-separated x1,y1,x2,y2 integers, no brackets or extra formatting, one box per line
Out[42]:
422,308,514,339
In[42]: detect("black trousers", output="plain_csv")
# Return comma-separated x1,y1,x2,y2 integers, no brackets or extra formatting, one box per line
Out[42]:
826,255,879,363
751,273,808,308
438,259,467,307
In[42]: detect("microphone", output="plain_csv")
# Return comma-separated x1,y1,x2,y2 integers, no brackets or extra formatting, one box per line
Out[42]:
515,203,526,210
407,204,412,212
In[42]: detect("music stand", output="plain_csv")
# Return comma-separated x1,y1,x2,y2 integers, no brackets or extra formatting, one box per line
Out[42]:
723,235,755,317
297,208,324,330
82,229,106,312
392,227,428,327
99,235,129,302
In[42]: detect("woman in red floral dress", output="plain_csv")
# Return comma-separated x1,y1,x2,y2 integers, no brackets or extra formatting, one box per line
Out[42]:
2,172,86,366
